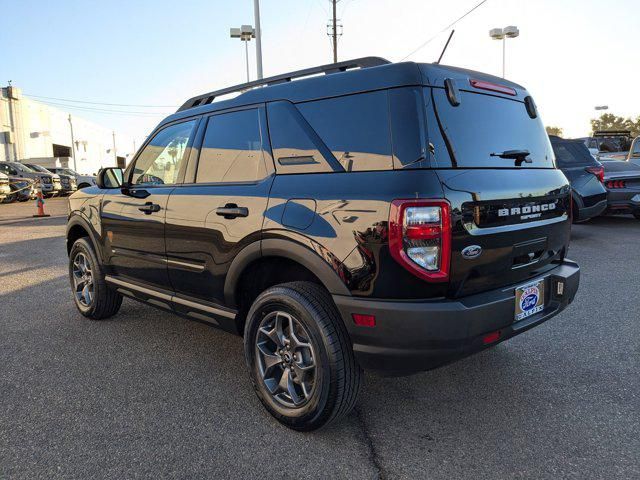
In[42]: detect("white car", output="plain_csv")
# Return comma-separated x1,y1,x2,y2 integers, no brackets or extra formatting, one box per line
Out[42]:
0,172,10,202
48,168,96,189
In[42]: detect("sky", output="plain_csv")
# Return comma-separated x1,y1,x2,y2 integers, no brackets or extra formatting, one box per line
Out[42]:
2,0,639,145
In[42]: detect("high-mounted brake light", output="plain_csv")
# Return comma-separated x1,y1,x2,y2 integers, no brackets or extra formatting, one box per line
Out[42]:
585,166,605,183
389,200,451,282
469,79,517,96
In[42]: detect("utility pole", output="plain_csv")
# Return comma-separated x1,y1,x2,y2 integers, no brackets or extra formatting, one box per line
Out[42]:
254,0,263,79
327,0,342,63
68,114,77,172
332,0,338,63
112,131,117,166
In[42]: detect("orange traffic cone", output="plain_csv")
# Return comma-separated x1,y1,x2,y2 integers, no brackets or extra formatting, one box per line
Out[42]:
33,189,50,218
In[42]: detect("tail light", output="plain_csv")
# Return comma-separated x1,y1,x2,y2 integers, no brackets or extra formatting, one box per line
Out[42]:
389,200,451,282
585,166,604,183
605,180,626,189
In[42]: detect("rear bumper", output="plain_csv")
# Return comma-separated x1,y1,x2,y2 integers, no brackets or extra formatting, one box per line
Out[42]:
606,191,640,213
333,259,580,376
576,198,607,221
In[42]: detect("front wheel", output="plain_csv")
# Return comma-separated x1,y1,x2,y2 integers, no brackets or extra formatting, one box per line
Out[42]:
244,281,362,431
633,212,640,220
69,238,122,319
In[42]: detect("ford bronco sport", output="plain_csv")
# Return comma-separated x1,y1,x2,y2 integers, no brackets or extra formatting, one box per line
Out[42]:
66,57,580,431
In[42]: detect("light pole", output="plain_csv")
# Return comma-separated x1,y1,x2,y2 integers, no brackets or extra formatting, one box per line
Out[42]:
253,0,263,79
68,114,77,172
489,25,519,78
230,25,256,82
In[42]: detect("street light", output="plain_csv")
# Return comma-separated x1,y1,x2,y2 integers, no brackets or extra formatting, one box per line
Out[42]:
489,25,519,78
595,106,609,111
230,25,256,82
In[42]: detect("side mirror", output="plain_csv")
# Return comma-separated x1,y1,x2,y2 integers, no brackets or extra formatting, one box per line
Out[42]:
96,167,123,189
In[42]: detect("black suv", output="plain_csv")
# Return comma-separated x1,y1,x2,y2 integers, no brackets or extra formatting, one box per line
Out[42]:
66,58,580,431
548,135,607,222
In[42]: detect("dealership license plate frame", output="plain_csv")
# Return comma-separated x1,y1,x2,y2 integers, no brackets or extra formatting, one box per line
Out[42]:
514,280,545,322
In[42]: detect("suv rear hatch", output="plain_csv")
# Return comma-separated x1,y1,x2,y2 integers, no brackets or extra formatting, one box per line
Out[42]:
421,67,571,298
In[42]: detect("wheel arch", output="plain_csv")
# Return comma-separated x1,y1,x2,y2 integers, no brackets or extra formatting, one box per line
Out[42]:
224,238,351,333
66,215,101,258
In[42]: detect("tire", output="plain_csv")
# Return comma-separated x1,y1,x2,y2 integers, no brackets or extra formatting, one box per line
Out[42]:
69,237,122,320
633,212,640,220
78,183,91,189
244,281,362,431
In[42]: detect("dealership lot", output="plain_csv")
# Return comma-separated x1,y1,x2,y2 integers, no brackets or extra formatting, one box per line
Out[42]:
1,198,638,479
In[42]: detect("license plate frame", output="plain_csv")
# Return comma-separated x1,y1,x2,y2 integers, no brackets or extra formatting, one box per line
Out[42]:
514,280,545,321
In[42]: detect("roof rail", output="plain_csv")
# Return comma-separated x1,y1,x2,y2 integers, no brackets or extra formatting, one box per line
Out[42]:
176,56,391,112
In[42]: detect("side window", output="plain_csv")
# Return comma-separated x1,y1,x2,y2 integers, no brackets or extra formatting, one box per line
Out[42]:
297,91,393,171
196,109,267,183
267,101,338,174
389,87,429,169
131,120,197,186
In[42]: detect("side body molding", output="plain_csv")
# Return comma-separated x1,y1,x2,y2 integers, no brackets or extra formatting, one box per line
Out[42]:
223,238,352,307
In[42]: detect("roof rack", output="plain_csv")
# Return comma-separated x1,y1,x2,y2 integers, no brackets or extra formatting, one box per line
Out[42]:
177,56,391,112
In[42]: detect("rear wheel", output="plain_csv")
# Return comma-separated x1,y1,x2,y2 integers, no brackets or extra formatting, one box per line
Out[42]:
69,238,122,319
244,281,362,431
633,212,640,220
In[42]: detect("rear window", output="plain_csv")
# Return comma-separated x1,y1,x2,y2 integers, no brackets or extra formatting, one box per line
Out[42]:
551,141,597,167
430,88,554,168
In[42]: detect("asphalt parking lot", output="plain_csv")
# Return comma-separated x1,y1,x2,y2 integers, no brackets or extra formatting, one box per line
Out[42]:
1,197,638,479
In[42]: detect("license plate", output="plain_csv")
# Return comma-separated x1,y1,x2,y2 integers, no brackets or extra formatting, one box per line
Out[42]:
514,280,545,321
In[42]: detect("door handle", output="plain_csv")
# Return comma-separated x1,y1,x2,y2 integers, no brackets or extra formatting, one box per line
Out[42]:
138,202,161,214
216,204,249,219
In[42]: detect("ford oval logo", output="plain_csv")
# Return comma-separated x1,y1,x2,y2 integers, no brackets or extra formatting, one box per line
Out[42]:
462,245,482,259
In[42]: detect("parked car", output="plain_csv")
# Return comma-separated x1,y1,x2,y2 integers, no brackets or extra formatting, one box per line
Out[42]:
0,172,10,202
4,176,36,203
586,130,634,161
66,57,580,431
24,163,76,195
599,158,640,219
0,161,61,197
48,168,96,189
548,136,607,222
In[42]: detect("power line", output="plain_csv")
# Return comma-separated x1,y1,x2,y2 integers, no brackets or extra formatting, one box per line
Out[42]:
400,0,489,61
32,100,170,117
24,93,177,108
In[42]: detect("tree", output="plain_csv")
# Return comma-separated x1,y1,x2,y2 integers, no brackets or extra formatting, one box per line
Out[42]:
590,113,640,138
546,126,563,137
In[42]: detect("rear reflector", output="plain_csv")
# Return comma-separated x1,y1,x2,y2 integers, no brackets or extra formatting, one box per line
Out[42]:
482,331,501,345
469,79,517,96
352,313,376,327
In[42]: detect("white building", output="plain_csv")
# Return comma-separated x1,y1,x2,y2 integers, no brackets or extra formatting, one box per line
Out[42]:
1,86,135,174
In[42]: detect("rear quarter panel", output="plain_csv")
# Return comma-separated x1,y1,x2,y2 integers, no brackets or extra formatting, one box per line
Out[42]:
262,169,446,299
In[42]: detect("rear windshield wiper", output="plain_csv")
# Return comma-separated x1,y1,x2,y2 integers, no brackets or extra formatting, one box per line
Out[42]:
490,149,532,165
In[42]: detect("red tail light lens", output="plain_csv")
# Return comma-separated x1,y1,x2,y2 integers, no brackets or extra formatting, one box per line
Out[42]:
389,200,451,282
469,79,517,96
585,166,604,183
605,180,626,189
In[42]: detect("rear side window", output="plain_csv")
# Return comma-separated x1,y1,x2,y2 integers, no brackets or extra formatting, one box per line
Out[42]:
431,88,554,168
196,109,267,183
297,91,393,171
552,142,597,167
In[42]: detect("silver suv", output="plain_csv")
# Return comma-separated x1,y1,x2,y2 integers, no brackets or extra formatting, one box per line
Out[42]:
0,162,62,197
